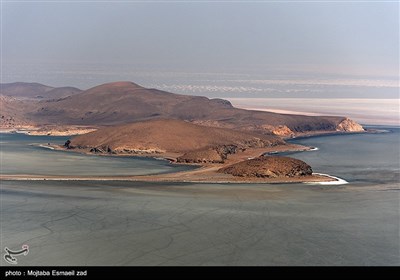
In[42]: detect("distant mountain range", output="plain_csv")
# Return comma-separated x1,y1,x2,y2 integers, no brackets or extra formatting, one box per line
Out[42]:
1,82,82,99
0,81,364,136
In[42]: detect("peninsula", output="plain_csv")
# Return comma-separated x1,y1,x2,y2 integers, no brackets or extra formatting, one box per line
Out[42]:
0,81,365,184
41,119,334,184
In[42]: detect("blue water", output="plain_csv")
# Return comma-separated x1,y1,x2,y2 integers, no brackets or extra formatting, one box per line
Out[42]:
285,126,400,185
1,128,399,265
0,133,195,176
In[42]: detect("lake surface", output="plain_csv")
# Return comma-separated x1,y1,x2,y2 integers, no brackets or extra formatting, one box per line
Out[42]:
286,126,400,186
1,128,399,266
0,133,194,176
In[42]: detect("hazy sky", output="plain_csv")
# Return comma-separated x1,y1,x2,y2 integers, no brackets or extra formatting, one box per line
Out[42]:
2,1,399,90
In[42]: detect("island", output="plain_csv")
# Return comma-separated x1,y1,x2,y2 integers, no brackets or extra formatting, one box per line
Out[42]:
20,119,334,184
0,81,365,184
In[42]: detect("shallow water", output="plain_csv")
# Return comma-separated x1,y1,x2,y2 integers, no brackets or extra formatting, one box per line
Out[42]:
0,133,194,176
287,126,400,186
1,127,399,266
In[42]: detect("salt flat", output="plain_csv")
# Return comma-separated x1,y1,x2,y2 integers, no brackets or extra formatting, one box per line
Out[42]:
228,98,400,126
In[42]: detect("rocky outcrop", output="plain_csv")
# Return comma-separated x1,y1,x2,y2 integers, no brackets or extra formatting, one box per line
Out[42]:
64,140,72,149
177,144,247,164
177,139,278,164
218,156,313,178
210,98,233,108
214,144,248,160
113,148,164,154
336,118,364,132
261,124,295,137
80,146,164,155
68,119,282,159
89,146,113,153
177,149,225,164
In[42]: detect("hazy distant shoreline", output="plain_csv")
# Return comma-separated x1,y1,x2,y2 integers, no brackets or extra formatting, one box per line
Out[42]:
228,98,400,126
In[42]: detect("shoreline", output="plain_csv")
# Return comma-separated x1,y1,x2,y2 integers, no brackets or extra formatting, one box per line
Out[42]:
44,141,314,166
2,142,342,185
283,129,368,141
306,173,348,185
0,125,98,136
0,128,372,185
1,123,382,138
0,173,340,185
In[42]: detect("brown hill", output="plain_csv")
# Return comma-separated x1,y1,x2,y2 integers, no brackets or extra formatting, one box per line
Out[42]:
26,81,364,134
3,81,364,135
219,156,313,178
0,96,36,127
1,82,82,99
68,119,284,161
29,81,234,125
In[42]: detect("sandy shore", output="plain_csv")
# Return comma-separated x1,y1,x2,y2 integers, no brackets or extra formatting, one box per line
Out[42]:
285,129,367,140
1,143,340,184
0,125,98,136
0,173,335,184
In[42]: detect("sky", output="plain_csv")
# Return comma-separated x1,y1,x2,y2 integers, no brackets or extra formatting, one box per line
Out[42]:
1,1,399,98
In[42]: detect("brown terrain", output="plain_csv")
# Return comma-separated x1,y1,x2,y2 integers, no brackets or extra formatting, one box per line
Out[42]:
1,82,82,99
0,82,82,132
68,119,283,160
219,156,313,178
1,81,364,136
56,119,332,183
0,95,36,128
1,80,365,183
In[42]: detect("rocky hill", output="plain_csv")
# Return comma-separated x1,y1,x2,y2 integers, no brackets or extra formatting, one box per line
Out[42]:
31,81,365,135
219,156,313,178
68,119,284,163
0,96,36,128
2,81,364,136
1,82,82,99
29,81,235,125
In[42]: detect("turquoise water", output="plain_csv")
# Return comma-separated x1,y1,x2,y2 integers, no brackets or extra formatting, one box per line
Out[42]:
1,128,399,265
0,133,195,176
286,126,400,185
